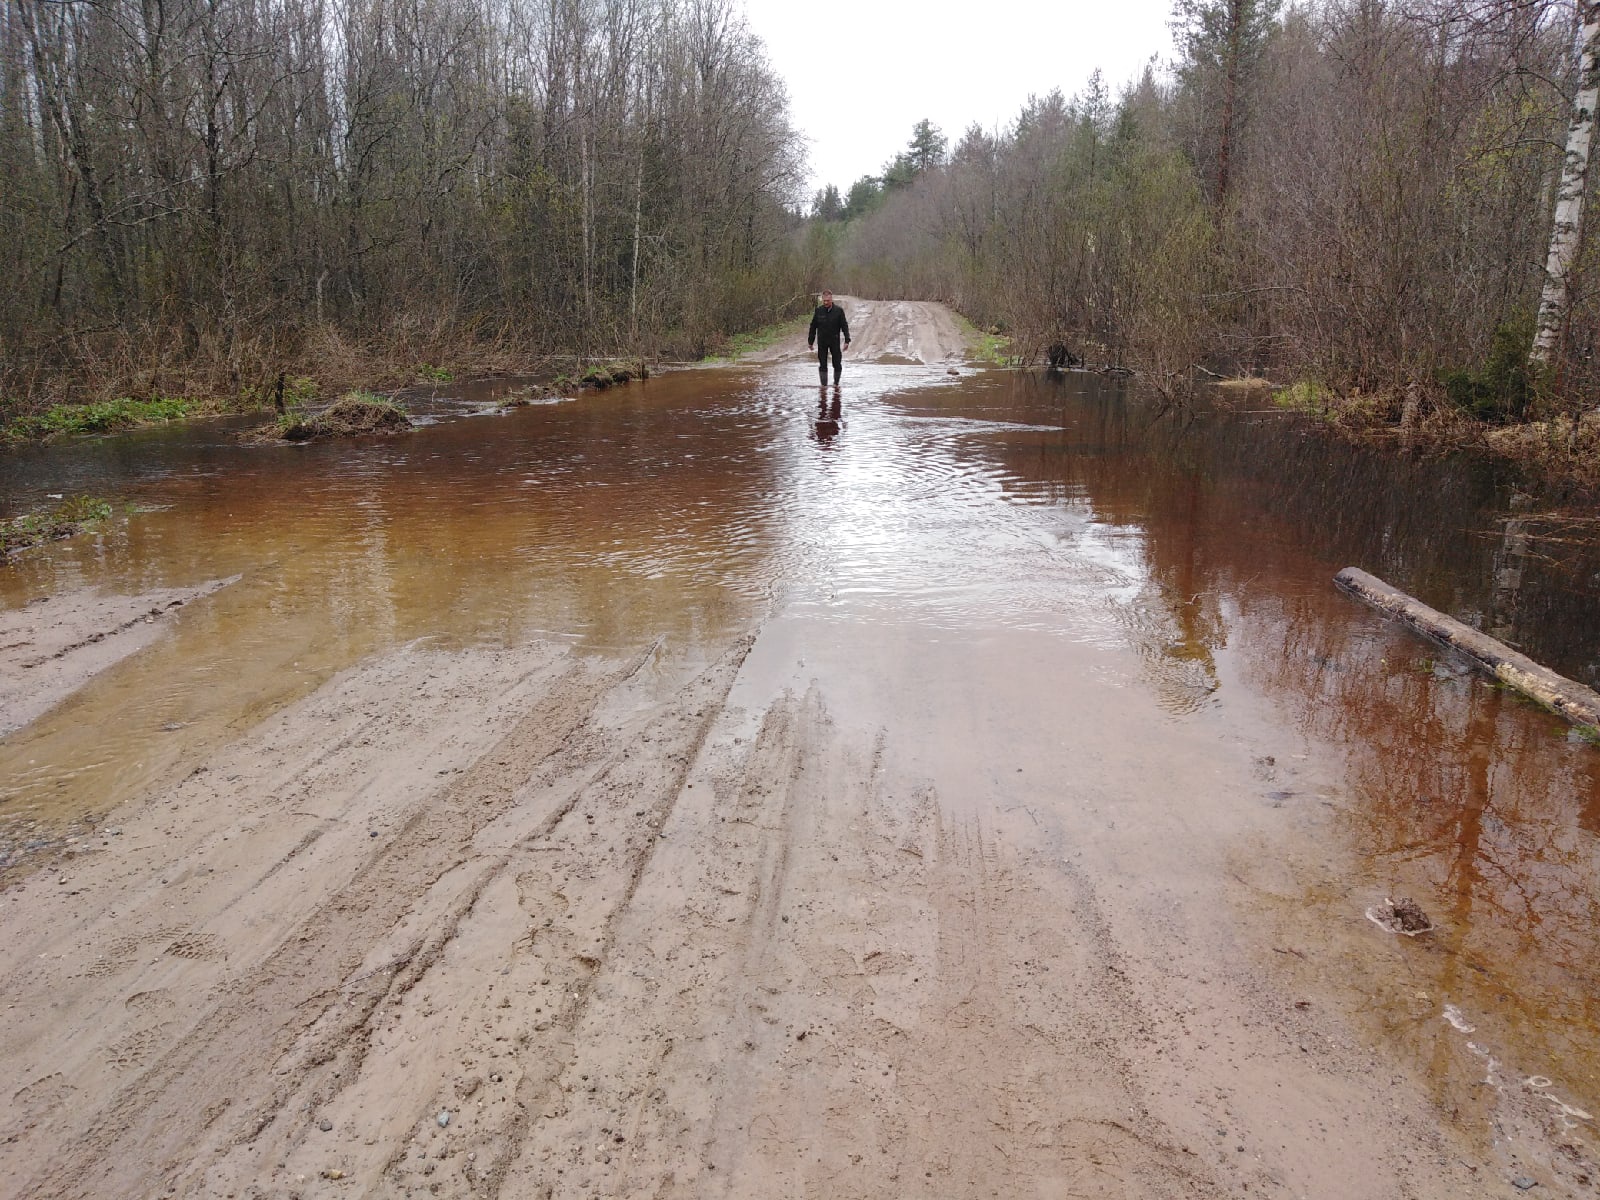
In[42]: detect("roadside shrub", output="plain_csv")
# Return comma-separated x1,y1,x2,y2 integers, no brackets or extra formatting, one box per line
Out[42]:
1441,322,1535,424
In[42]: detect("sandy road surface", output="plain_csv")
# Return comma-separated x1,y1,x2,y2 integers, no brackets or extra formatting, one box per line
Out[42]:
2,636,1497,1200
0,305,1556,1199
740,297,972,367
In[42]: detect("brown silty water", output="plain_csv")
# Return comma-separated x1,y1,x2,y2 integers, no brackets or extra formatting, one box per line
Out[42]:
2,352,1598,1180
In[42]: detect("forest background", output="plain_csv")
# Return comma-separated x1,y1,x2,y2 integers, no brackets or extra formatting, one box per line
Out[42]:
2,0,1598,453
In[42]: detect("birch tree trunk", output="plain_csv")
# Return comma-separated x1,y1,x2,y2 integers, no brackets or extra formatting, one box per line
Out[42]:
1531,0,1600,367
630,145,643,340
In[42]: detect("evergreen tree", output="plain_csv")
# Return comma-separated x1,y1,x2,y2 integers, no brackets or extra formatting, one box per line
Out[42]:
812,184,845,222
1171,0,1282,206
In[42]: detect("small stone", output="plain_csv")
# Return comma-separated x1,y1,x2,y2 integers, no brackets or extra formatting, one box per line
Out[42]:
1512,1178,1538,1191
321,1169,346,1181
318,1118,333,1132
437,1110,451,1128
1388,896,1440,934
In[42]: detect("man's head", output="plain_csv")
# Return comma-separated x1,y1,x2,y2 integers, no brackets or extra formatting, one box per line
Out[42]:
821,291,833,308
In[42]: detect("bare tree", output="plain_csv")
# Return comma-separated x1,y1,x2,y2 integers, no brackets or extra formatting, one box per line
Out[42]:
0,0,807,409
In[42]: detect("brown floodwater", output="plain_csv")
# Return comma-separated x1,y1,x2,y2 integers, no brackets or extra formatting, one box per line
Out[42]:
3,361,1599,1146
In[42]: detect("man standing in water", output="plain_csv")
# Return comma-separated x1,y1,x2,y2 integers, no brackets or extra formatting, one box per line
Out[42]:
807,291,851,386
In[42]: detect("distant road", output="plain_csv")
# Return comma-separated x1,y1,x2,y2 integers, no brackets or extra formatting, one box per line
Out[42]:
742,296,973,366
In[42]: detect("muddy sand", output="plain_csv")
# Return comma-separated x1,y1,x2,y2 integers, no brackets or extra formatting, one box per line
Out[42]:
0,579,235,738
0,305,1565,1198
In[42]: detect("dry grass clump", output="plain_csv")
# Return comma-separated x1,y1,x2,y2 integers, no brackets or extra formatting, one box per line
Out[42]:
1482,412,1600,492
1217,377,1600,496
268,392,411,442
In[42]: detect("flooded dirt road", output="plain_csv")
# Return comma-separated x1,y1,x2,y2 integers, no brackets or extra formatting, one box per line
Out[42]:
2,300,1598,1198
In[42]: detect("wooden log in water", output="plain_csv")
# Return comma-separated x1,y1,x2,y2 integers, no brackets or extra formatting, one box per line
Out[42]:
1335,566,1600,729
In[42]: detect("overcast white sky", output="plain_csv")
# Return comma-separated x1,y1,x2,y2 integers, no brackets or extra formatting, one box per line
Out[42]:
738,0,1178,200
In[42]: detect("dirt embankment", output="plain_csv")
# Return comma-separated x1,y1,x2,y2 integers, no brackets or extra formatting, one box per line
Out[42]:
0,580,236,738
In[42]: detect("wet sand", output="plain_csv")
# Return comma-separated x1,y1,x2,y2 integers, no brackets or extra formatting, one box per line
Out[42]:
0,579,235,738
0,305,1594,1198
0,627,1490,1200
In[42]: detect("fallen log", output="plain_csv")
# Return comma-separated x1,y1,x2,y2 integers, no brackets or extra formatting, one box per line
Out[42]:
1334,566,1600,730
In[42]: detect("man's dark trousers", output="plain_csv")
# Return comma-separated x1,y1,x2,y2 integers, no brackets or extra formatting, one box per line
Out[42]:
817,342,841,384
808,302,850,385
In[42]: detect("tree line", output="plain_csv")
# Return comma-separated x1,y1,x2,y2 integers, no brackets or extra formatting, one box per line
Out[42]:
0,0,805,408
808,0,1600,421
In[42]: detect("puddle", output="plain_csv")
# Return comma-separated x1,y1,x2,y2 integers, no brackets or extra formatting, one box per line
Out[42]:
3,361,1599,1149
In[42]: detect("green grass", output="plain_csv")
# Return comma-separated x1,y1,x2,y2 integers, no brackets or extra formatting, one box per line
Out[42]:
1,396,204,444
274,408,307,436
0,494,115,558
417,364,454,383
706,315,807,362
953,314,1012,365
1272,380,1335,414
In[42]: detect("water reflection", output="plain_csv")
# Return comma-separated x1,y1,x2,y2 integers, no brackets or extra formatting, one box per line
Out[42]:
945,371,1600,1124
813,387,842,443
1238,589,1600,1126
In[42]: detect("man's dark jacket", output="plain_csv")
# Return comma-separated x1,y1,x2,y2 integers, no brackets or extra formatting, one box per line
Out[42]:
808,303,850,348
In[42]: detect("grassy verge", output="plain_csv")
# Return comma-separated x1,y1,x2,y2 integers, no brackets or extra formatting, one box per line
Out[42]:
1,396,211,445
1,377,322,447
1272,379,1338,416
704,315,807,363
952,313,1013,365
1,495,114,559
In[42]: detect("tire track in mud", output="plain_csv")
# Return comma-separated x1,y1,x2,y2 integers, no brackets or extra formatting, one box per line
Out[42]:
483,687,1219,1199
485,688,824,1197
9,638,691,1200
3,646,558,1173
183,636,756,1197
